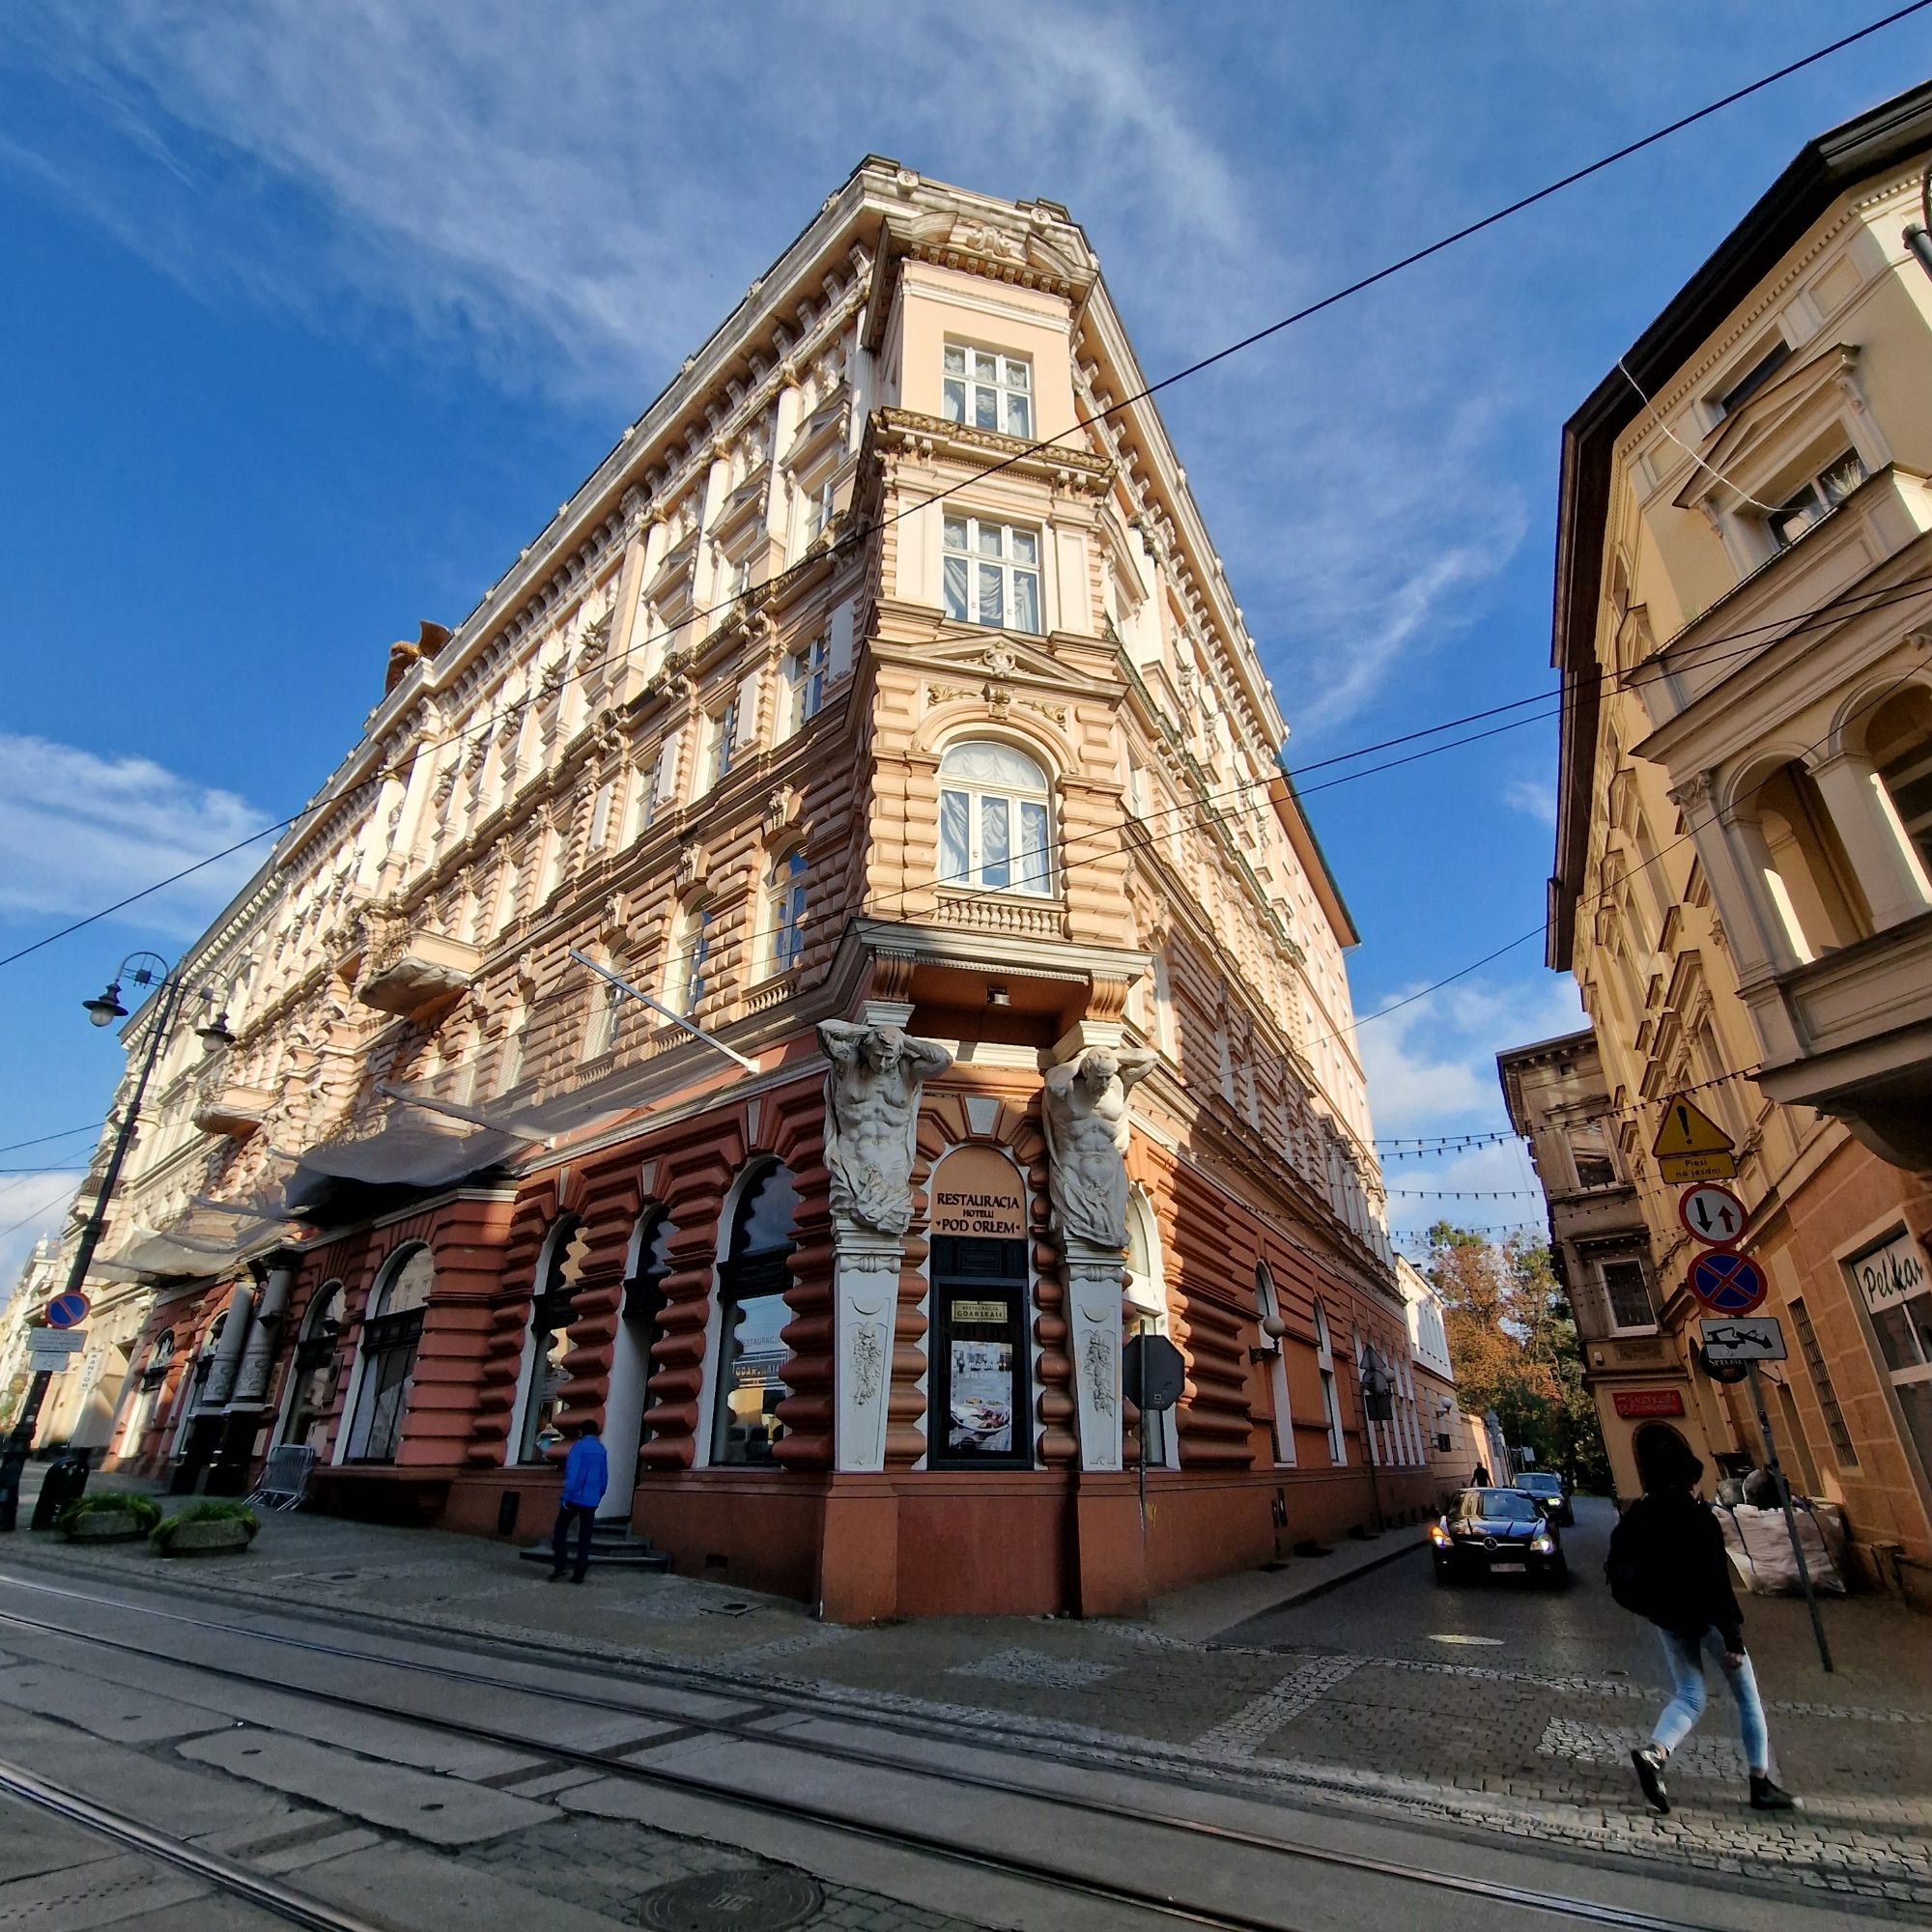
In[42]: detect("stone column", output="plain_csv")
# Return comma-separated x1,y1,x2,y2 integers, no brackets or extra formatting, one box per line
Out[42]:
832,1225,901,1472
1806,749,1932,931
231,1253,298,1409
200,1282,255,1408
1064,1240,1124,1472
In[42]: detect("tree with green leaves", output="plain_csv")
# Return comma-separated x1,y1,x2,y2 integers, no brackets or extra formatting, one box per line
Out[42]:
1429,1222,1610,1490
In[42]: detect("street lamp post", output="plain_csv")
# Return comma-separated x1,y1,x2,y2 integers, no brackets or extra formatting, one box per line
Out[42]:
0,953,211,1530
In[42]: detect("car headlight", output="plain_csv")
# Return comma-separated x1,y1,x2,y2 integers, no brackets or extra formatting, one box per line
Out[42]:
1530,1534,1554,1554
1429,1523,1452,1547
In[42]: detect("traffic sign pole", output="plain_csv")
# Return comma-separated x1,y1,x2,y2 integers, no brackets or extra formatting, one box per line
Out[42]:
1747,1362,1833,1674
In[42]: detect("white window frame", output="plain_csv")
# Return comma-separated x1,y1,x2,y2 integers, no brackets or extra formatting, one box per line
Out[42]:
942,514,1042,636
665,903,713,1018
782,637,828,736
942,343,1033,440
1256,1263,1295,1466
762,849,808,980
1597,1253,1659,1336
937,741,1054,896
705,699,741,791
1314,1298,1345,1466
1767,447,1866,551
586,778,616,852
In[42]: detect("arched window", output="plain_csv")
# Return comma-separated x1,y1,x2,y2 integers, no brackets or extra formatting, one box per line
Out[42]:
938,741,1052,895
1255,1263,1295,1466
118,1330,176,1457
604,1210,674,1520
711,1163,799,1465
279,1283,344,1450
514,1217,581,1464
762,849,808,979
1745,761,1867,960
1868,685,1932,876
1313,1297,1345,1467
664,901,713,1017
342,1245,433,1463
1125,1193,1178,1470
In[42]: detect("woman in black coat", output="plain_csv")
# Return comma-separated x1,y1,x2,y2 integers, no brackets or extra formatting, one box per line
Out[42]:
1605,1431,1797,1815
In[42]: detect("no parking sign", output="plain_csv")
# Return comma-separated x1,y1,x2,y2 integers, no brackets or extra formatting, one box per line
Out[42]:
1686,1250,1768,1318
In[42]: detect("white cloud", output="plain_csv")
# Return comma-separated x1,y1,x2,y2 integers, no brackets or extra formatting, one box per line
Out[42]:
0,735,272,934
1505,776,1557,828
0,1173,80,1308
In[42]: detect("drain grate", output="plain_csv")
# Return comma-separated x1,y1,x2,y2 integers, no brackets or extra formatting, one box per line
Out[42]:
638,1867,822,1931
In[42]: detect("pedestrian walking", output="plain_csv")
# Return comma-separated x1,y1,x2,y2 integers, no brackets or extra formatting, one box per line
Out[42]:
1470,1462,1492,1488
550,1419,609,1583
1605,1430,1797,1815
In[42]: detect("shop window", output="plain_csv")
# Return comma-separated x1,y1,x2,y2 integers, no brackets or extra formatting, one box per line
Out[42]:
514,1218,582,1465
1255,1261,1294,1466
932,1233,1033,1469
942,515,1041,635
1788,1296,1858,1468
1868,685,1932,875
711,1164,800,1465
279,1284,343,1451
942,344,1032,439
1845,1231,1932,1489
342,1245,433,1464
1598,1255,1658,1333
1314,1297,1345,1466
938,740,1052,895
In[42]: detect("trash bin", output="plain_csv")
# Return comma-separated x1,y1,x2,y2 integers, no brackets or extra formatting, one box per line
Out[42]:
29,1450,90,1532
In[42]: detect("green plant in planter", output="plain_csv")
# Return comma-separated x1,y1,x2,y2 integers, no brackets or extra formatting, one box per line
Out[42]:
58,1492,162,1536
150,1500,261,1552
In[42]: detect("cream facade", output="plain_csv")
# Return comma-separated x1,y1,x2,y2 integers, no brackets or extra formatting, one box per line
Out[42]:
1542,84,1932,1603
62,161,1410,1618
1393,1254,1472,1499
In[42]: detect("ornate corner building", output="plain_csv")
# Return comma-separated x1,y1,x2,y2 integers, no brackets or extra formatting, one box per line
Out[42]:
1511,84,1932,1605
62,161,1426,1618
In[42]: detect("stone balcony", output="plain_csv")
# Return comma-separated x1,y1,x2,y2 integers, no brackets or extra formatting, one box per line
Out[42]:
192,1081,272,1140
930,890,1067,942
1747,905,1932,1170
353,904,481,1019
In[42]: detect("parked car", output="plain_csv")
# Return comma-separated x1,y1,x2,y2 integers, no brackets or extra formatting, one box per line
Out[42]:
1429,1487,1568,1586
1513,1469,1573,1525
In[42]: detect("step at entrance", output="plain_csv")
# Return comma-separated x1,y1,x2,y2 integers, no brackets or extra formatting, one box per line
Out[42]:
519,1515,672,1571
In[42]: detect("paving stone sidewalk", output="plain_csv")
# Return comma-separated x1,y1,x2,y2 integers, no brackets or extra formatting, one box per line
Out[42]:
8,1479,1930,1916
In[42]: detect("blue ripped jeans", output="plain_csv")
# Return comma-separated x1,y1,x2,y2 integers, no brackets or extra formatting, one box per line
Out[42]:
1653,1627,1770,1774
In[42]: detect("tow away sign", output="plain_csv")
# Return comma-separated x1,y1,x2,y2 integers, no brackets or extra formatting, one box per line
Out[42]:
1699,1316,1787,1365
1653,1097,1738,1183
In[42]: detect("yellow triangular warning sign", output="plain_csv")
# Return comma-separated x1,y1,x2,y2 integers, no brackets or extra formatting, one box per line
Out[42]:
1652,1097,1735,1159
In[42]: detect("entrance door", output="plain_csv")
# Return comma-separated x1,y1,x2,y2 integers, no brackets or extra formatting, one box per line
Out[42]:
931,1236,1032,1468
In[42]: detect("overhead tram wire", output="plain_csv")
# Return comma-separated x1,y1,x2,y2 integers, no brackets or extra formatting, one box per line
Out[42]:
0,10,1918,975
0,1123,102,1158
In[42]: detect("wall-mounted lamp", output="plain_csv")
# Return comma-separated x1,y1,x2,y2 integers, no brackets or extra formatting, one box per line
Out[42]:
1248,1310,1287,1364
986,983,1011,1009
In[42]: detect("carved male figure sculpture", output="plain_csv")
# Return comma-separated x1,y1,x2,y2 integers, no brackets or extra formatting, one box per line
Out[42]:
818,1020,954,1235
1039,1045,1159,1251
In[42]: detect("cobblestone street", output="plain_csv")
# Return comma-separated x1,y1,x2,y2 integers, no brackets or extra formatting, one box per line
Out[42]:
7,1485,1928,1916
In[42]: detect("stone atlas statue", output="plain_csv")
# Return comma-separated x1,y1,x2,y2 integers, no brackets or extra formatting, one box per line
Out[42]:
818,1020,954,1236
1039,1045,1159,1251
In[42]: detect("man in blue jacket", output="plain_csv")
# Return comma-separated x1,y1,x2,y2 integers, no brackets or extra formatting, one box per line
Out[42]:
550,1419,609,1583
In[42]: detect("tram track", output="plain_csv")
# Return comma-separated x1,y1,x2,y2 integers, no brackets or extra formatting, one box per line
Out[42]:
0,1573,1746,1932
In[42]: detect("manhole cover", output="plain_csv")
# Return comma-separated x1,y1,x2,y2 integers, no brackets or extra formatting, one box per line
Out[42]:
639,1868,822,1931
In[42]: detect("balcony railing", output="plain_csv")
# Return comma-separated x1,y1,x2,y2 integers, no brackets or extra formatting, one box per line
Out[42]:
930,890,1067,942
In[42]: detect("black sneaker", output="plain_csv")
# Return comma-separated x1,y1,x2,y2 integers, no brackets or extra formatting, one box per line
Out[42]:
1749,1774,1798,1812
1631,1746,1670,1815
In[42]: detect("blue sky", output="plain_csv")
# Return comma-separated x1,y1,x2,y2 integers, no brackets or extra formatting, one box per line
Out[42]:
2,1,1928,1286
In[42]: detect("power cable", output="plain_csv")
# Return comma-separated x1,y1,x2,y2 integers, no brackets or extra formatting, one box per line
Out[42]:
0,1125,101,1158
6,10,1924,974
0,1183,79,1247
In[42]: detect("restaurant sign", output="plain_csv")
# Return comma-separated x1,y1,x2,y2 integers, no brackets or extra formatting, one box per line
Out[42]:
1849,1229,1929,1318
1611,1388,1685,1419
930,1145,1027,1240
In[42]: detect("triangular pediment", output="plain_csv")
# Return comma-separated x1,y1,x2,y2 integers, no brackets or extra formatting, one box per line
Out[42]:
900,631,1110,693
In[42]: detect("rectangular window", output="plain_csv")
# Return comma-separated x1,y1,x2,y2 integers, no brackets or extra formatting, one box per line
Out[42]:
1715,340,1792,418
706,700,740,789
931,1236,1033,1468
1768,450,1867,550
644,730,682,826
782,637,828,736
1788,1296,1858,1468
809,475,838,539
1599,1256,1657,1332
943,515,1041,635
1567,1120,1618,1190
586,779,615,852
942,345,1032,440
764,853,807,978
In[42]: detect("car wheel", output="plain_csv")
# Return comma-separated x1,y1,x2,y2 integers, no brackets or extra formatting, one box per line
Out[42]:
1433,1558,1455,1585
1544,1556,1570,1589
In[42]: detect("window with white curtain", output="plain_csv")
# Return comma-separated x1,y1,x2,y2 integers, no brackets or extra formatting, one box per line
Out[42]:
937,741,1052,895
943,345,1032,439
943,516,1041,635
781,637,828,736
664,903,713,1017
762,850,807,978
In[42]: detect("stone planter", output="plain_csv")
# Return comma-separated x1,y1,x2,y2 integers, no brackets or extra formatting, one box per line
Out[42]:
65,1512,146,1544
158,1520,253,1557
